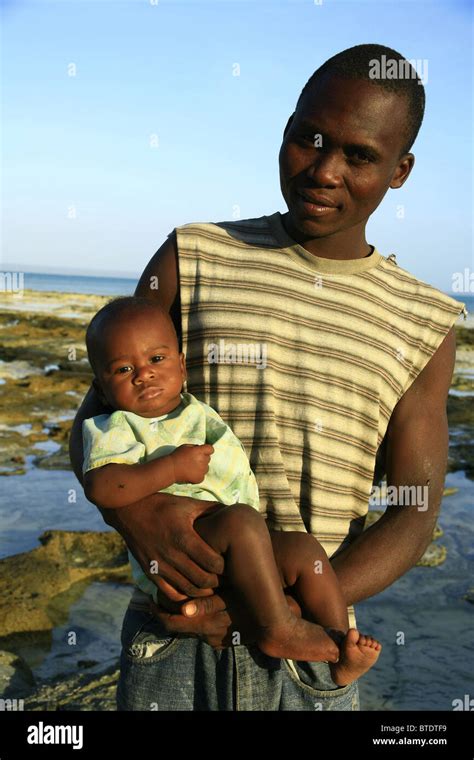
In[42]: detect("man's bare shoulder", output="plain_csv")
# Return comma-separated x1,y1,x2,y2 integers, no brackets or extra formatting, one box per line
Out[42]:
135,230,178,310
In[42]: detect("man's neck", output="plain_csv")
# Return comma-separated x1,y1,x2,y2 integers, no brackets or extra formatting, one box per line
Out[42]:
281,212,372,260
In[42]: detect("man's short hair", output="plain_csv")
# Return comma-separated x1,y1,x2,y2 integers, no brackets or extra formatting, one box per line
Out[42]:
294,43,425,157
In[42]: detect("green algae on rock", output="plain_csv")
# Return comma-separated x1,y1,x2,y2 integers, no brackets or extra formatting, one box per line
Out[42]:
0,530,133,641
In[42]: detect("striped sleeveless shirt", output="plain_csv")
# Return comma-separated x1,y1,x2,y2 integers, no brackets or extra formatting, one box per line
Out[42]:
174,211,465,565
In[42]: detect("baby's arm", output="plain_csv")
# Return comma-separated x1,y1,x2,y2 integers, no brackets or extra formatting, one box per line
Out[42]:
84,443,213,509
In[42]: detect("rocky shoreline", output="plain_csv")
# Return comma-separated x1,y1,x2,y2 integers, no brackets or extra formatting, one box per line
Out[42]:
0,290,472,478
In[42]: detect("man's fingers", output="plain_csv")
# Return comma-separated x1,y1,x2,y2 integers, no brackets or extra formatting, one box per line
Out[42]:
150,562,215,599
181,592,228,618
178,532,225,577
149,596,183,617
151,609,202,634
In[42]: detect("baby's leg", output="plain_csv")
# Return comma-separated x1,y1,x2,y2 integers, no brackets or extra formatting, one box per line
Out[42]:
270,531,348,635
193,504,340,662
271,531,382,685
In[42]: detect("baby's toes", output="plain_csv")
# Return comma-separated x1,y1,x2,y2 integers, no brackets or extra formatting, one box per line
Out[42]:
358,634,368,647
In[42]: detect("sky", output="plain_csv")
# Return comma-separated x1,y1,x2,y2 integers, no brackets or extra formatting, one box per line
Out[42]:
1,0,473,292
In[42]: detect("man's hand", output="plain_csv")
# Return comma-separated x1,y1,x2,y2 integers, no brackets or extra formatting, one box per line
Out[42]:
102,493,225,599
170,444,214,484
148,587,303,649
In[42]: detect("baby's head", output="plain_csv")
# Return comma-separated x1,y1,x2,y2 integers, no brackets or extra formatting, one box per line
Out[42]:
86,296,187,418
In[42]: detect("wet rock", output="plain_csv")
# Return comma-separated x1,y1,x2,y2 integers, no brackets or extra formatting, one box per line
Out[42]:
0,530,133,641
416,543,447,567
22,661,119,711
34,448,73,470
442,487,459,497
0,649,36,698
463,588,474,604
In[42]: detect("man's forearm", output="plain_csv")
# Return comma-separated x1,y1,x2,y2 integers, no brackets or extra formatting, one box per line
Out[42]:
331,413,447,608
330,504,436,607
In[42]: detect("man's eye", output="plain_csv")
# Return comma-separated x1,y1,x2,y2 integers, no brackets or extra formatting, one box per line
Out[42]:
151,355,164,363
348,150,373,164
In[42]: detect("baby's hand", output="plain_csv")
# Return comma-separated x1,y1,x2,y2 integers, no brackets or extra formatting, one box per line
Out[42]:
170,444,214,484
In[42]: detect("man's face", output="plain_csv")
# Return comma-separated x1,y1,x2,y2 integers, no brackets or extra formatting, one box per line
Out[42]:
94,310,186,418
279,74,414,244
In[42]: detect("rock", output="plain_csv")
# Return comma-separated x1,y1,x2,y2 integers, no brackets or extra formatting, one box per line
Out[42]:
34,448,72,470
0,649,36,698
463,588,474,604
442,487,459,497
0,530,133,641
416,543,447,567
22,661,119,711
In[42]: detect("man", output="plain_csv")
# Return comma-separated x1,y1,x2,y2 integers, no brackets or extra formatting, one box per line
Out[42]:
69,43,465,711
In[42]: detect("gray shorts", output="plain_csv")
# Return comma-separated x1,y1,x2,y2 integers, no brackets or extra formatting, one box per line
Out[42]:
116,590,360,712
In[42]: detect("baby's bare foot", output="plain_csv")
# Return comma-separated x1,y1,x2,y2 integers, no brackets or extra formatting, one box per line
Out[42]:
257,616,340,662
330,628,381,686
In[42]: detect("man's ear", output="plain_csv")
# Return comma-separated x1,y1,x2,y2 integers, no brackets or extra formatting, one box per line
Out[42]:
390,153,415,189
92,376,108,405
283,112,295,139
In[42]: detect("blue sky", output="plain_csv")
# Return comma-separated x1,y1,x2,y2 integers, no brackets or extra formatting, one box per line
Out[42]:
1,0,473,292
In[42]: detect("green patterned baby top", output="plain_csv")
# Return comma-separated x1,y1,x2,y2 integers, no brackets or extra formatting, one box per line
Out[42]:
82,392,260,599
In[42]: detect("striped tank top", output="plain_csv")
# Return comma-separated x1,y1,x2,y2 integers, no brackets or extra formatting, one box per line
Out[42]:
174,211,465,563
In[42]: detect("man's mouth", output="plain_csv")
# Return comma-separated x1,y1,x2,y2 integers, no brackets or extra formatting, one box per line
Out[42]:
296,190,340,215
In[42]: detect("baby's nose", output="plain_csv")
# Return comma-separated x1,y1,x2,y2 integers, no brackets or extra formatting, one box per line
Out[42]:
134,364,155,381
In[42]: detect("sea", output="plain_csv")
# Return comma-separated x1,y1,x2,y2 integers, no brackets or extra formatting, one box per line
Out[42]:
19,271,138,297
16,271,474,315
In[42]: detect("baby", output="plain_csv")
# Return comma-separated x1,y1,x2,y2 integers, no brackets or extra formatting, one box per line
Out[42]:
82,295,381,686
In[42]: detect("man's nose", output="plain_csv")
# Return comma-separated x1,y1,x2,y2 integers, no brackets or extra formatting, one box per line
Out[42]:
306,149,343,186
132,364,156,383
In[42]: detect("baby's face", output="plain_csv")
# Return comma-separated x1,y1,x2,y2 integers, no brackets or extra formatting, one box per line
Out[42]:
94,310,186,418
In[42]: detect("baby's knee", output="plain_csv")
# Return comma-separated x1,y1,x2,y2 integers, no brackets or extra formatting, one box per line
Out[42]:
285,532,329,563
215,502,265,538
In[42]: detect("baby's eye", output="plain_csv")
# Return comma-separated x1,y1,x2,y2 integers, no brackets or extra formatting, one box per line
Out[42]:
151,355,165,363
116,365,132,374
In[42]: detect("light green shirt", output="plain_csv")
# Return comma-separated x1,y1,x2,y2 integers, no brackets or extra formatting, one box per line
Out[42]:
82,392,259,599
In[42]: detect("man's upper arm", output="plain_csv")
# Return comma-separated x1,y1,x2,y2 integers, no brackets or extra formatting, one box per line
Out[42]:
384,327,456,519
388,327,456,430
135,229,178,311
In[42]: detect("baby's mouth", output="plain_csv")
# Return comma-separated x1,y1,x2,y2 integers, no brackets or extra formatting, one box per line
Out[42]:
138,386,164,401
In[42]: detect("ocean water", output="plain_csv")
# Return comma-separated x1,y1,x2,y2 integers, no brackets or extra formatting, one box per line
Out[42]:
18,272,138,297
7,271,474,311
